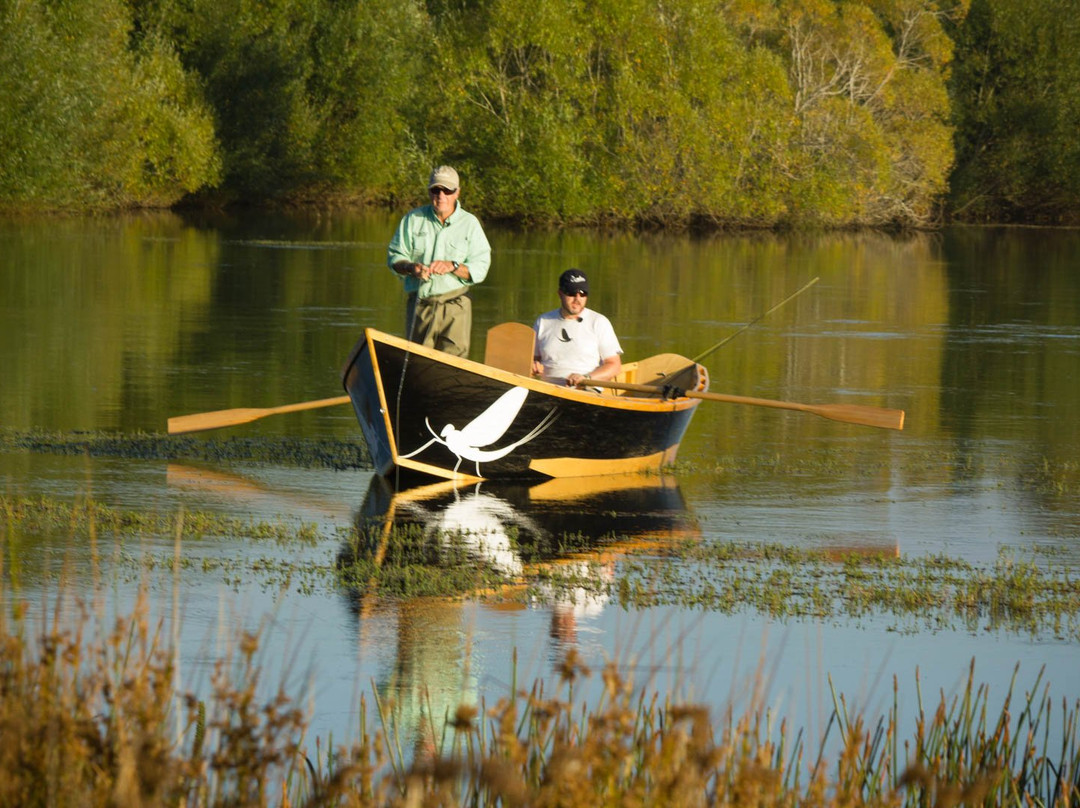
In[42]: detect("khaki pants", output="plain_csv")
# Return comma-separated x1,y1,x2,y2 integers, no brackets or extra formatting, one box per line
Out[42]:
406,290,472,357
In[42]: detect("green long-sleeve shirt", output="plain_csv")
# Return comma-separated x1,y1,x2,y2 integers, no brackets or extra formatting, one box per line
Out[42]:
387,202,491,298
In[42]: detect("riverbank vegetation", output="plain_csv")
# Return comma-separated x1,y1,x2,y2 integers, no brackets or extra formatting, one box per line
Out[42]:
2,581,1078,806
1,0,1077,226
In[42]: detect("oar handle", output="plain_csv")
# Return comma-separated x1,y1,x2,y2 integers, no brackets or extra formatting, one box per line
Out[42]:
267,395,352,416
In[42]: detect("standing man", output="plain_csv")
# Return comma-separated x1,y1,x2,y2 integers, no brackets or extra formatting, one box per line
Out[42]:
388,165,491,357
532,268,623,387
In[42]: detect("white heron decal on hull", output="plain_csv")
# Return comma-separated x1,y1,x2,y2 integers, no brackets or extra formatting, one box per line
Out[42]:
399,386,559,476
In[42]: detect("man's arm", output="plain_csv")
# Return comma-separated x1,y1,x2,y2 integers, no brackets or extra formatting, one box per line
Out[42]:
388,211,419,271
388,210,435,283
428,259,469,280
461,216,492,283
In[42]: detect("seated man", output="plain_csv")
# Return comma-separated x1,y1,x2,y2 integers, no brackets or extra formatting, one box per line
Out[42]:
532,268,622,388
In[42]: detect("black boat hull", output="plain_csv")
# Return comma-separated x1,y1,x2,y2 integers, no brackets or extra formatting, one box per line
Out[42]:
342,328,706,481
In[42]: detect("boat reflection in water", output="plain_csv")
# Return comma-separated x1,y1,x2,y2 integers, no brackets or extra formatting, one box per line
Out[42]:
340,472,699,758
344,472,701,619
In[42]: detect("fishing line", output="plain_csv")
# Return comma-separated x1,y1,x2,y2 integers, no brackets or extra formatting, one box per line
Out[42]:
392,295,421,489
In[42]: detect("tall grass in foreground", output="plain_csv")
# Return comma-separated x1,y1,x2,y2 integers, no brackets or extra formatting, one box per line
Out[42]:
2,590,1077,805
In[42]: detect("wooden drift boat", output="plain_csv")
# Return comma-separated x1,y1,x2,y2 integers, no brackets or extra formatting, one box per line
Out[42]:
341,325,709,482
167,279,902,452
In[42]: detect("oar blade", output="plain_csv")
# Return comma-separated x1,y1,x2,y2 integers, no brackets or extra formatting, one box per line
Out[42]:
167,395,353,435
168,408,268,435
814,403,905,431
685,388,905,431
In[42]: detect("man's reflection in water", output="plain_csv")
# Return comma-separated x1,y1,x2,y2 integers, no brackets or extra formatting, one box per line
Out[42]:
546,559,615,646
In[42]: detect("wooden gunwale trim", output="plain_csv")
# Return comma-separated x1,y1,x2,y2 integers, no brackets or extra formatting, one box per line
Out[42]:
364,328,702,414
365,329,403,465
396,455,484,483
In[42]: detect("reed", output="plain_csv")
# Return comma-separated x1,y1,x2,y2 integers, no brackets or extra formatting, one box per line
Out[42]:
5,497,1080,804
2,577,1078,806
0,579,319,806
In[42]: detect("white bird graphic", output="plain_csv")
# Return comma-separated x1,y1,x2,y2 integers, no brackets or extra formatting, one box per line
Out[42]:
399,387,558,477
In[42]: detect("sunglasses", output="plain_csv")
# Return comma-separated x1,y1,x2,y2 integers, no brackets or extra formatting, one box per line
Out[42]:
429,187,456,195
561,289,588,298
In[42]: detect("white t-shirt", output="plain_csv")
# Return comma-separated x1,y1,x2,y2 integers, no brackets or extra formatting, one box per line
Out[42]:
532,308,623,383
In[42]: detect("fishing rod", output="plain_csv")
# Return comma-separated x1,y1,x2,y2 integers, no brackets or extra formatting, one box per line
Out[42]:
690,276,820,365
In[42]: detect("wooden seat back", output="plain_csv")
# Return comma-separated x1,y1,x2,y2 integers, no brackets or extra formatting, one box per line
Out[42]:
484,322,536,376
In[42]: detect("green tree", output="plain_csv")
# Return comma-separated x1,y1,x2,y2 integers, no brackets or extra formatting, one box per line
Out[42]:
582,0,794,226
424,0,794,226
949,0,1080,222
0,0,219,210
761,0,960,226
147,0,427,200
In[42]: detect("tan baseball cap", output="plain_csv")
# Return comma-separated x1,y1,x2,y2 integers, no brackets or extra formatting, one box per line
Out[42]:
428,165,460,191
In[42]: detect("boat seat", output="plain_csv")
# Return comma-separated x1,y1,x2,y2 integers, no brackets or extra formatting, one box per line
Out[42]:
484,322,535,376
613,353,700,396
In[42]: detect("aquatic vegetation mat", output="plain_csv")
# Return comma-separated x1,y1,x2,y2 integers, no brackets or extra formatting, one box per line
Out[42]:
5,493,1080,640
2,494,322,545
0,428,371,469
611,540,1080,639
676,450,1080,498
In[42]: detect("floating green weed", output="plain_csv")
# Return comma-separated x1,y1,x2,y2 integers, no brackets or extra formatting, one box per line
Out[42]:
613,539,1080,639
336,523,517,599
0,427,370,469
1,494,320,546
674,450,1080,498
5,493,1080,637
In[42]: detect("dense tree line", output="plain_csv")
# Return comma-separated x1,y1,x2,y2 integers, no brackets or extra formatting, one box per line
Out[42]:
948,0,1080,223
0,0,1076,226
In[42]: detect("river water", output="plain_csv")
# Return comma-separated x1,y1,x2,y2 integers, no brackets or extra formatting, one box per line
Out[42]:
2,211,1078,763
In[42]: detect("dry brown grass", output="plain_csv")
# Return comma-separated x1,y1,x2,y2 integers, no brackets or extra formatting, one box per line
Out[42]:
2,579,1077,806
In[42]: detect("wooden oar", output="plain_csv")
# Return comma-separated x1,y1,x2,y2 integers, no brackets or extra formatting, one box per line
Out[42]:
582,379,905,431
167,395,351,435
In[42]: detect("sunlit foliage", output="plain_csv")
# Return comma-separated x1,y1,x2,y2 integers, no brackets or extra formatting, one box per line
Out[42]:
2,0,1075,224
0,0,220,211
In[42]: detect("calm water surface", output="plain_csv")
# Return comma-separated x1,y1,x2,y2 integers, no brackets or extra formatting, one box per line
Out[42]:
2,212,1078,756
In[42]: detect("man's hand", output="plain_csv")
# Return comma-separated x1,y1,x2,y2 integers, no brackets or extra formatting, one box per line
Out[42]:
566,373,590,387
394,260,430,280
430,260,469,279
